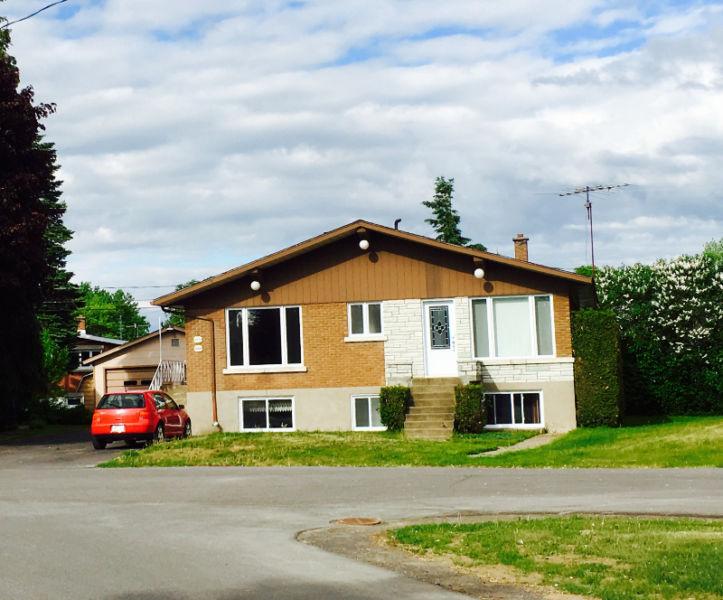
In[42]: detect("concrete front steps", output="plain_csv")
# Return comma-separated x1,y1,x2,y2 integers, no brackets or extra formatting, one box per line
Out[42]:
405,377,459,440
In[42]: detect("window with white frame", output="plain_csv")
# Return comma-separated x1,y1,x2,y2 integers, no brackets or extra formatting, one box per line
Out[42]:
485,392,542,427
240,398,294,431
472,295,554,358
347,302,382,337
352,395,384,430
227,306,302,367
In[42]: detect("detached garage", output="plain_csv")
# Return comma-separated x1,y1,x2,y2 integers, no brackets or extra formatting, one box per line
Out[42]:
84,327,186,403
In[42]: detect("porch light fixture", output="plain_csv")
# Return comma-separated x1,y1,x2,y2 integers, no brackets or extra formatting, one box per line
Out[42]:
250,280,261,291
359,239,370,251
474,267,485,279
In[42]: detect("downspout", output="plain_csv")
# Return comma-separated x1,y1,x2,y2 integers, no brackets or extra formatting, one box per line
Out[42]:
163,308,221,431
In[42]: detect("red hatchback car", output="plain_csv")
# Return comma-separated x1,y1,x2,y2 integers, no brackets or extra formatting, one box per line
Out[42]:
91,390,191,449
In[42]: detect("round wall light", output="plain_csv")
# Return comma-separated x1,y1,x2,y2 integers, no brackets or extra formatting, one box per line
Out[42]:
250,280,261,291
359,239,370,251
474,267,485,279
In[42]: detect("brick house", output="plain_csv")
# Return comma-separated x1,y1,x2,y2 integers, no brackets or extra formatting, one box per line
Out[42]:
153,220,592,437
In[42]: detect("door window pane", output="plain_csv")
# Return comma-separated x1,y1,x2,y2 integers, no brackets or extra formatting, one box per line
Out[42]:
228,309,245,366
368,304,382,334
472,299,490,357
354,397,370,428
243,400,267,429
493,297,532,357
522,393,541,424
535,296,554,355
285,307,302,364
370,397,383,427
350,304,364,334
429,306,450,349
248,308,281,365
268,399,293,429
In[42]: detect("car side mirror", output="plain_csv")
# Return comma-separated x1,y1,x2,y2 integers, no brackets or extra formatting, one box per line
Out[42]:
178,404,185,410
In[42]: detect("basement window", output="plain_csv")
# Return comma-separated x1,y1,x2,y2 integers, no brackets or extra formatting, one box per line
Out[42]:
239,398,294,431
352,395,385,431
484,392,543,428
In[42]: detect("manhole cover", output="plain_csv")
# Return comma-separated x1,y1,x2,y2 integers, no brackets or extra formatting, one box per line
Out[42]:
333,517,382,526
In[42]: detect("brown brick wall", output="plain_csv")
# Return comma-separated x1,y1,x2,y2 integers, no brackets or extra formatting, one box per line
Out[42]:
553,292,572,357
186,303,385,393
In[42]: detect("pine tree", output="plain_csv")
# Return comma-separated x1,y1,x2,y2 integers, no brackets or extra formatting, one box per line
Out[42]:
422,176,486,251
0,23,75,427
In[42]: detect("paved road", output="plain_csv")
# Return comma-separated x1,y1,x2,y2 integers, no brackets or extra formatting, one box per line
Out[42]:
0,439,720,600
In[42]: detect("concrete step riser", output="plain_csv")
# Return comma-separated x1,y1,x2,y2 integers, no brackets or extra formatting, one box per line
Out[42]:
411,386,457,394
412,378,461,384
411,391,456,398
407,409,454,416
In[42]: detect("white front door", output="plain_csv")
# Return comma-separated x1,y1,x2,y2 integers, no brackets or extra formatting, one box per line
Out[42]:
423,300,457,376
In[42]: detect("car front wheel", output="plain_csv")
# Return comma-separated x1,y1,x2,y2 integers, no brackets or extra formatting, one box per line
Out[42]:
182,420,191,439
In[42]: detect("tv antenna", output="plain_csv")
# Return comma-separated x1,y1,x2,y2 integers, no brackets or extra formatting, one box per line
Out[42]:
559,183,629,277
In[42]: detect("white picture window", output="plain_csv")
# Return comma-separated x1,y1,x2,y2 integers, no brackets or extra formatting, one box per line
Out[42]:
485,392,542,428
227,306,302,367
240,398,294,431
471,295,555,358
352,395,385,430
347,303,382,337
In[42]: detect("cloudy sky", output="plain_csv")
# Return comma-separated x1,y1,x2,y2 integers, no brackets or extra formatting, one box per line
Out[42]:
5,0,723,316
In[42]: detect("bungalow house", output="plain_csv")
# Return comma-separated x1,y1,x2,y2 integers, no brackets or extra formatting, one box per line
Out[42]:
58,317,125,410
153,220,592,438
84,326,186,404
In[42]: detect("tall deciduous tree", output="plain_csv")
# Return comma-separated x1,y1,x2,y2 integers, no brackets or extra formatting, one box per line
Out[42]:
0,21,76,428
77,283,150,341
423,176,486,251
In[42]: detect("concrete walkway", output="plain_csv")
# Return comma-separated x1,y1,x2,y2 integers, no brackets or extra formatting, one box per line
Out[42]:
474,432,562,456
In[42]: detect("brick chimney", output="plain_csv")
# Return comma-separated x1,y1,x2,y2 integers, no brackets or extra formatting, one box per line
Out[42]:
77,316,86,334
513,233,529,261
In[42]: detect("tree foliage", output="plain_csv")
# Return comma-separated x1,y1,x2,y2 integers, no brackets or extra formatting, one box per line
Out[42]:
423,176,486,250
77,283,150,341
161,279,198,328
0,23,76,428
594,241,722,415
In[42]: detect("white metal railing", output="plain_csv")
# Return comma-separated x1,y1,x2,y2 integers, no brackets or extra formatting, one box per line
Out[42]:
149,360,186,391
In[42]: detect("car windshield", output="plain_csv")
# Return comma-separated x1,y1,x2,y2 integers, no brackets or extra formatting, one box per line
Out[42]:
97,394,145,409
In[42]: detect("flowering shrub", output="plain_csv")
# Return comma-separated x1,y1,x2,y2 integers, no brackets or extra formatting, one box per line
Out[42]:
594,240,723,414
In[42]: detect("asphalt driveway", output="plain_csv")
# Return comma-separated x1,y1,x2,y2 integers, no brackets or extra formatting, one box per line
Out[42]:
0,436,720,599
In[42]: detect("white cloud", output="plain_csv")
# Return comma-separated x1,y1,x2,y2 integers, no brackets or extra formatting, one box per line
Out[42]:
4,0,722,293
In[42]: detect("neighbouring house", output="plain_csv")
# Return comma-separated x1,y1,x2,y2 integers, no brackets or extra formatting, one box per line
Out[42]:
59,317,125,410
152,220,593,438
83,327,186,406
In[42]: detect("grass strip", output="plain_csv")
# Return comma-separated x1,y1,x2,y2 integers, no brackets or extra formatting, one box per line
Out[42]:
390,515,723,599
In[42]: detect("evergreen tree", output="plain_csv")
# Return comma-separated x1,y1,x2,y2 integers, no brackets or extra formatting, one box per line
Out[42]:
0,22,76,427
422,176,486,251
77,283,150,341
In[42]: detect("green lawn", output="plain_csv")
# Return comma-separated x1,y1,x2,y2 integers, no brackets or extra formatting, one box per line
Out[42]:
100,430,535,467
477,417,723,468
390,516,723,600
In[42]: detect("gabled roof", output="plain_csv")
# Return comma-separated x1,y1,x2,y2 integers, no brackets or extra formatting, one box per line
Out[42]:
153,220,592,307
78,332,126,345
84,326,185,365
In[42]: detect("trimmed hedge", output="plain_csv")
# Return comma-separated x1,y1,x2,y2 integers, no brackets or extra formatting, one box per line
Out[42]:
454,383,486,433
379,385,410,431
572,308,624,427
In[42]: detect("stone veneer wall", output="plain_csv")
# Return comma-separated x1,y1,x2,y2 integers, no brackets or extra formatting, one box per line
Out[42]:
384,297,575,385
383,299,425,384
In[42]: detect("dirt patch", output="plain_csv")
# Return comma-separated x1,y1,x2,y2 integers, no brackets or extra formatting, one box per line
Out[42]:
298,513,593,600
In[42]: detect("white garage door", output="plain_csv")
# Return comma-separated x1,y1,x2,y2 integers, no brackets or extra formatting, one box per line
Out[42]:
105,368,157,393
